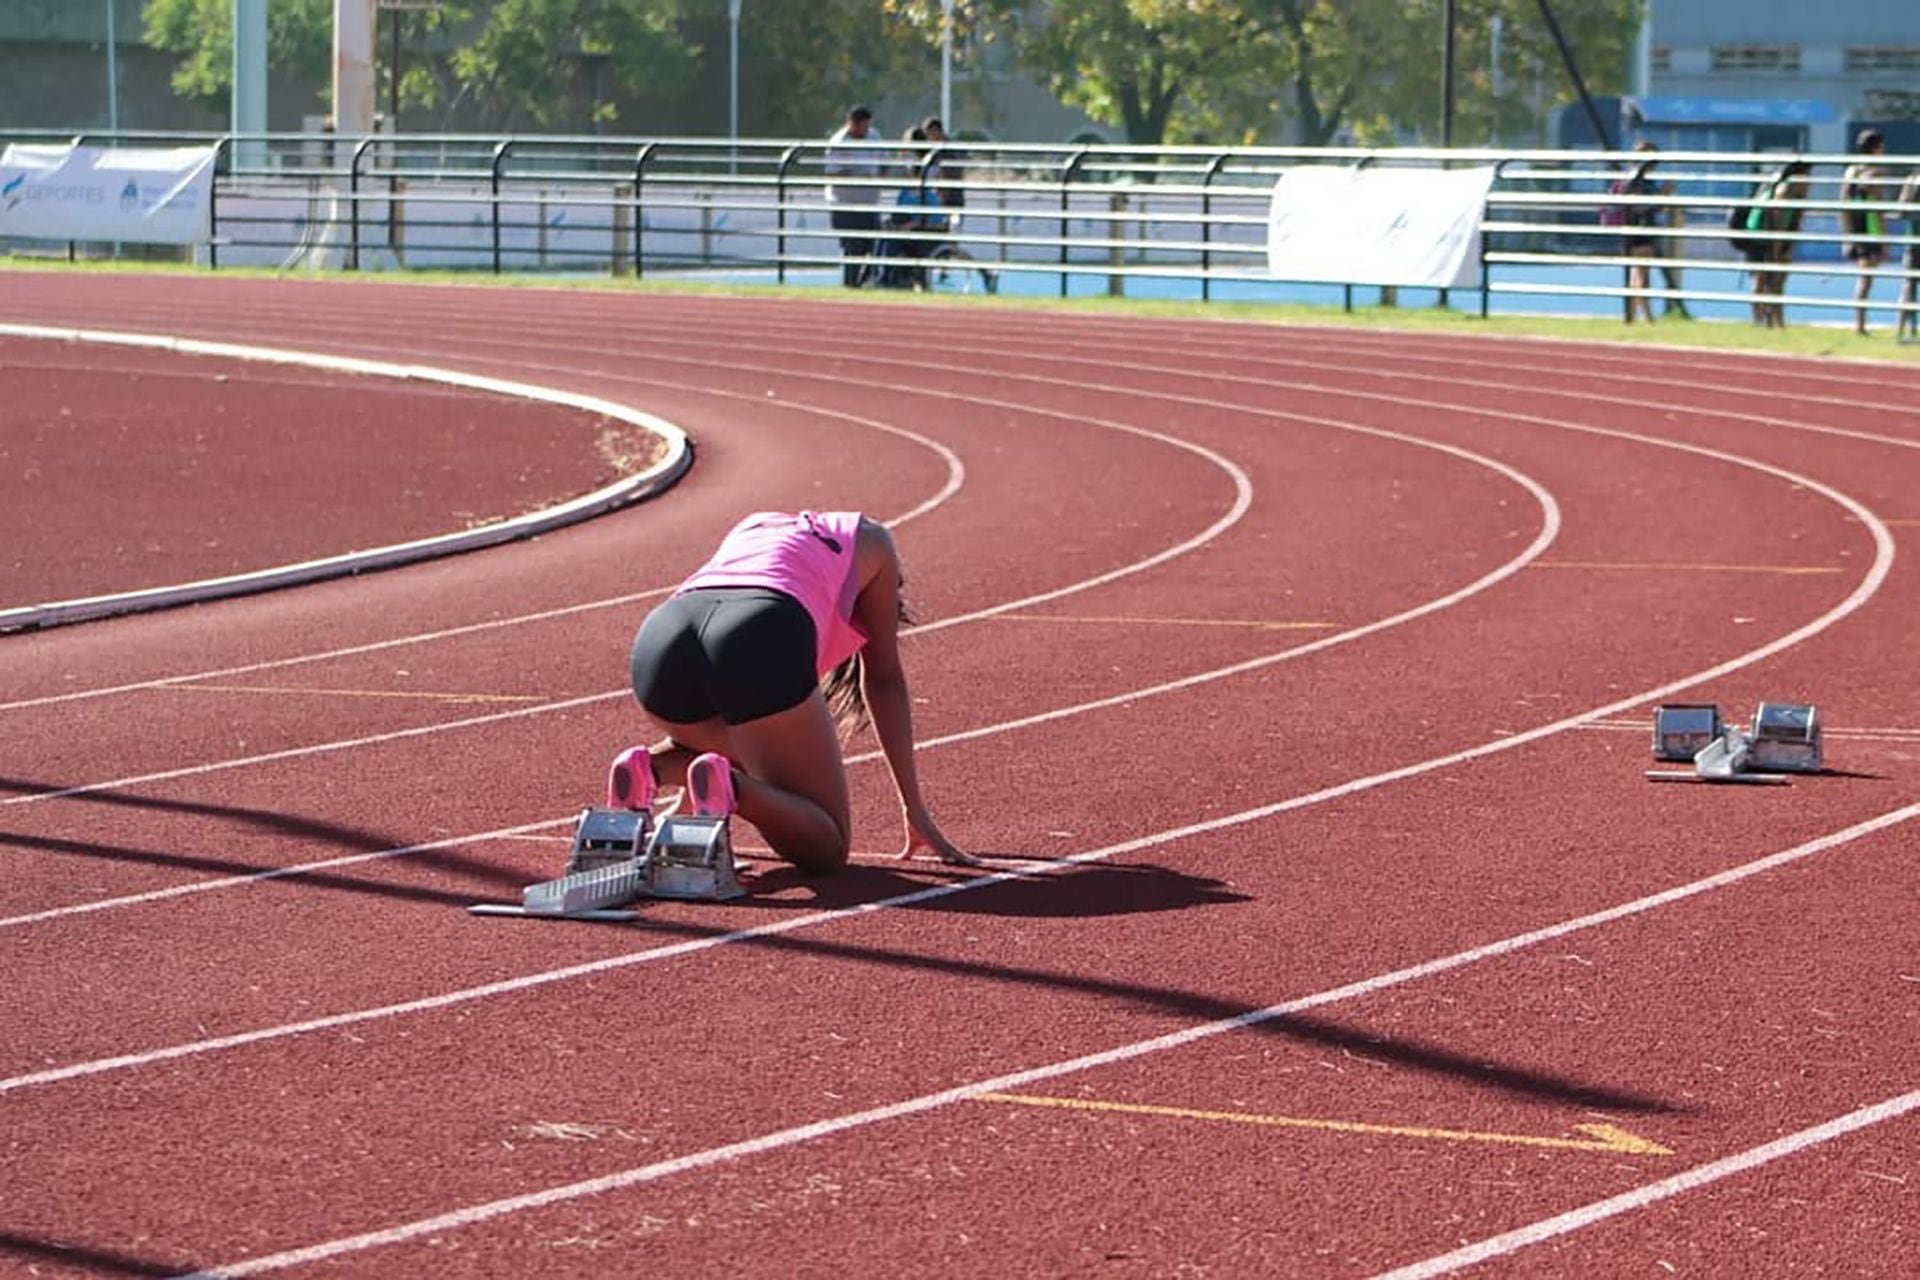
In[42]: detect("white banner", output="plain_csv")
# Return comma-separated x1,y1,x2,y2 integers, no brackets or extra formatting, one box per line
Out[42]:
1267,165,1496,289
0,144,218,245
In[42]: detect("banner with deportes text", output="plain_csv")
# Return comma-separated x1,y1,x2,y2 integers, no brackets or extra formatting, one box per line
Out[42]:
1267,164,1497,289
0,144,218,245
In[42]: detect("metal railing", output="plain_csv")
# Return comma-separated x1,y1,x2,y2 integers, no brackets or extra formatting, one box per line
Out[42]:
5,130,1917,329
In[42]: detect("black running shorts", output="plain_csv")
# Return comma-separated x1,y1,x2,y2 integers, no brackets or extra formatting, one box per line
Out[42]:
629,587,818,725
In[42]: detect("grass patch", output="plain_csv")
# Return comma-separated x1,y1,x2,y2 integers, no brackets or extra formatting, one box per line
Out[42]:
7,253,1917,366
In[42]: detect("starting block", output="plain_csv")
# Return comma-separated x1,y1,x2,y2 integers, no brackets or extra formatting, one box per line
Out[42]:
1748,702,1821,773
1644,700,1821,785
1651,704,1722,762
641,815,744,901
468,805,743,921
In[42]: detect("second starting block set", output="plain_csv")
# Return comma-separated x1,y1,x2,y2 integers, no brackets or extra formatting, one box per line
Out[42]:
1647,700,1823,784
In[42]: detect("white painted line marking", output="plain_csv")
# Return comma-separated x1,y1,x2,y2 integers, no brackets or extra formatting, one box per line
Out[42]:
0,354,965,713
176,800,1920,1278
1369,1086,1920,1280
0,324,692,634
0,818,570,930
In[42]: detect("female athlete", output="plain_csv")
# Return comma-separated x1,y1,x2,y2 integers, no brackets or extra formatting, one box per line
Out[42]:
615,510,970,875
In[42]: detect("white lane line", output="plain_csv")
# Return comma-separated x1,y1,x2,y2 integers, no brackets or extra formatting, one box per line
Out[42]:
7,408,1894,1077
2,368,1265,802
4,393,1894,934
0,324,693,635
1370,1086,1920,1280
602,312,1920,512
0,691,624,808
0,364,965,714
0,418,1481,917
178,800,1920,1278
0,588,673,714
0,817,571,931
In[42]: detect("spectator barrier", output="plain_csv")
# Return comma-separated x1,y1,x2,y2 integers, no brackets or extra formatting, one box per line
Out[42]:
2,131,1914,329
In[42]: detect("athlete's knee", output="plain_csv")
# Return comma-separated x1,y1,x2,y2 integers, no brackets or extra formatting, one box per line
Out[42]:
783,829,850,877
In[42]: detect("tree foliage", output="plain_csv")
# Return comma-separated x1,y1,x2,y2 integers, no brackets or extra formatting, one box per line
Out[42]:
142,0,332,109
140,0,1645,144
908,0,1644,146
442,0,699,129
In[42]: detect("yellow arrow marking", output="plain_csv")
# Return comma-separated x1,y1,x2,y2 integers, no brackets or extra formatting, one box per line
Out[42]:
164,683,546,705
994,614,1341,631
976,1093,1672,1156
1529,561,1841,575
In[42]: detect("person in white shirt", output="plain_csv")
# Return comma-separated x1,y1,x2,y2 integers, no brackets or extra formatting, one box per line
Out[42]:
824,106,884,288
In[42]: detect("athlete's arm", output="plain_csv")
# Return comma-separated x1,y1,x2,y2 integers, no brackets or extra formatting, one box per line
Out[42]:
852,520,973,864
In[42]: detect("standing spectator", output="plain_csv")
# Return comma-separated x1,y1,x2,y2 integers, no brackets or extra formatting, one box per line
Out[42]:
825,106,883,288
880,127,942,290
1652,158,1692,320
1899,167,1919,342
1613,143,1662,324
921,116,964,213
1841,129,1888,335
1740,160,1811,329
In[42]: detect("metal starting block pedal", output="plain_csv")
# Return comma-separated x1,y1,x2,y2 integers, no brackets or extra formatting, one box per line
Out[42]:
1748,702,1821,773
469,807,742,920
565,806,651,874
1651,704,1722,762
642,815,744,901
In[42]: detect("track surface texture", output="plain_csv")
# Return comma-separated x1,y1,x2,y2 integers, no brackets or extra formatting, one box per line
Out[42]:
2,272,1915,1279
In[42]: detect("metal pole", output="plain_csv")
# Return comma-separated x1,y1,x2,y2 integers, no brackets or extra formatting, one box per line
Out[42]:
1534,0,1613,150
940,0,955,129
1440,0,1456,148
728,0,742,174
105,0,119,133
233,0,268,169
389,4,401,128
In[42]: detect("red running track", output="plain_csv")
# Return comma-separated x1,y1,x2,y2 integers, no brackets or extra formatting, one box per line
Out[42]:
0,333,645,607
1,272,1916,1279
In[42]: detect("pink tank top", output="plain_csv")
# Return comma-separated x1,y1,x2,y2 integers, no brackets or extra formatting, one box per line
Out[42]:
677,511,870,675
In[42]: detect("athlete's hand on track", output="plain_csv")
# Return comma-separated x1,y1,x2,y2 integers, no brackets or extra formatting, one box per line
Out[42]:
900,812,980,866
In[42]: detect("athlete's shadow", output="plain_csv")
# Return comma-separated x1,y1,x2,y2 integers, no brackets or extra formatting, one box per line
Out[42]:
0,774,528,893
0,1231,183,1277
740,857,1251,918
618,910,1684,1116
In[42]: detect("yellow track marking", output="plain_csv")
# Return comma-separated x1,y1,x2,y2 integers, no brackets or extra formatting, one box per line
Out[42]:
977,1093,1672,1156
165,683,547,705
1529,561,1842,575
993,614,1340,631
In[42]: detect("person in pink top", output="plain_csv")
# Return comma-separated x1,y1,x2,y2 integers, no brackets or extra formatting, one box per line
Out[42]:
618,511,970,875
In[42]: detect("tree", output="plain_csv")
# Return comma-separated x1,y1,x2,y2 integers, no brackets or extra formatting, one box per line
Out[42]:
943,0,1643,148
944,0,1253,146
443,0,700,130
142,0,332,111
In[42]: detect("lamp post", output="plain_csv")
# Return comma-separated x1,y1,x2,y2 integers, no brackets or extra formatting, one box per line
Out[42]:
728,0,743,172
104,0,119,133
940,0,954,129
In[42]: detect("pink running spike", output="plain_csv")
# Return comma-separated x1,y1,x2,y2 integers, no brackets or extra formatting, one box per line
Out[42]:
606,746,657,811
685,752,737,817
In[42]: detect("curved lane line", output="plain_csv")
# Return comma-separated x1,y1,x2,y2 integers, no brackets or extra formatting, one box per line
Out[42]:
0,374,965,714
0,371,1252,796
6,408,1896,1072
0,324,693,634
0,417,1530,925
176,800,1920,1279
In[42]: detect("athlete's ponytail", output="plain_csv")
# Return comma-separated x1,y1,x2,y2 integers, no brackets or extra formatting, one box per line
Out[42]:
820,590,914,741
